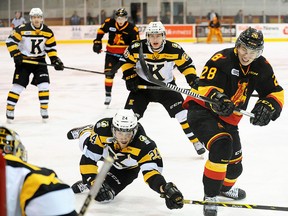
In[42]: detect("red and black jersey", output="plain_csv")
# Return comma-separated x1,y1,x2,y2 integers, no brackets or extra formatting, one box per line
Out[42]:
95,18,139,54
183,47,284,126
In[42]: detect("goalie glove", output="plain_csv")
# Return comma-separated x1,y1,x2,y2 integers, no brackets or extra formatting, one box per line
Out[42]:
95,182,115,202
161,182,184,210
250,99,276,126
210,91,235,116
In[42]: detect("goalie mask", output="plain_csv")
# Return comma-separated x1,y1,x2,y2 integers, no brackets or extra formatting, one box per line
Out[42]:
235,27,264,59
112,109,138,148
145,21,166,52
0,126,27,162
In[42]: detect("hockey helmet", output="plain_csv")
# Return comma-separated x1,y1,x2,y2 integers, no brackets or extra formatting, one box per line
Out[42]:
112,109,138,146
115,8,128,17
0,126,27,162
235,27,264,58
29,8,43,17
146,21,166,37
145,21,166,51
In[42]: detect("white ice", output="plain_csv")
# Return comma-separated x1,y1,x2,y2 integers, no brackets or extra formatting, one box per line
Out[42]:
0,41,287,216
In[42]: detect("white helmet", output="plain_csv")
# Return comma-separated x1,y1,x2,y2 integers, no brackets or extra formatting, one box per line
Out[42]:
29,8,43,17
145,21,166,51
112,109,138,144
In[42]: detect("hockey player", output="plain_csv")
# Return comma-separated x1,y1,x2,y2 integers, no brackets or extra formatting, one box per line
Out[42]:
120,21,205,155
67,109,184,210
0,126,77,215
5,8,64,122
92,8,140,106
183,27,284,216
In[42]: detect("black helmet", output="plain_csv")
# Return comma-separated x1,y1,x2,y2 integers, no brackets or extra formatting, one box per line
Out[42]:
236,27,264,57
115,8,128,17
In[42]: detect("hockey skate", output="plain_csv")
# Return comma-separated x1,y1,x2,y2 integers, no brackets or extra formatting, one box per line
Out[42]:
220,187,246,200
40,109,49,119
104,95,111,106
71,180,88,194
193,141,206,155
67,124,94,140
104,92,112,106
203,195,218,216
6,110,14,123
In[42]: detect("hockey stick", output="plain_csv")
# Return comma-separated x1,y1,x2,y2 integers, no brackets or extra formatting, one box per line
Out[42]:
22,59,106,75
138,85,259,97
138,43,254,118
183,199,288,211
105,51,123,58
78,156,114,216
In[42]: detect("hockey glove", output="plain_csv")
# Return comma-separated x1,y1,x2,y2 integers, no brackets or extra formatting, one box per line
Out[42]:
95,182,115,202
50,56,64,70
161,182,184,210
124,73,139,92
210,91,235,116
93,40,102,54
13,52,23,66
186,75,199,89
250,99,276,126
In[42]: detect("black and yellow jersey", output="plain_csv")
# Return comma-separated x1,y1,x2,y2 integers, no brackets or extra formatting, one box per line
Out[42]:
183,47,284,125
95,18,139,54
121,39,197,85
4,154,76,215
6,22,58,60
79,117,165,191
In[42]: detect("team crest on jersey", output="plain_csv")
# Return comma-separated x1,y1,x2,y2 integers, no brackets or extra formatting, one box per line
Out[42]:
131,42,140,49
139,135,151,144
97,120,109,128
172,43,181,49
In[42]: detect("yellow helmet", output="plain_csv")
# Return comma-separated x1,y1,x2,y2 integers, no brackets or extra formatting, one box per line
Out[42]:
0,126,27,161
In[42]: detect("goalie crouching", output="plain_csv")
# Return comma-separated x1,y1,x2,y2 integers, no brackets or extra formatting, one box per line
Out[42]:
67,109,184,210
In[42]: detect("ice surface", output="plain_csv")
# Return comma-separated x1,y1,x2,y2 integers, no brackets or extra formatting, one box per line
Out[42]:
1,41,287,216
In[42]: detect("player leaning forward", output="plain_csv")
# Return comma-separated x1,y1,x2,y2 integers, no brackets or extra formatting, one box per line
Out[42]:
183,27,284,216
67,109,184,210
5,8,64,122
